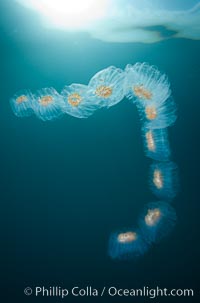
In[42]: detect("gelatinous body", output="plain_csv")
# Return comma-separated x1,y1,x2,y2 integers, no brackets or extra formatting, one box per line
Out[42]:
149,162,179,200
10,89,34,117
61,84,98,118
125,62,171,106
32,88,65,121
138,202,177,244
88,66,125,108
10,62,179,261
142,127,171,161
125,63,176,127
137,97,177,129
108,229,149,260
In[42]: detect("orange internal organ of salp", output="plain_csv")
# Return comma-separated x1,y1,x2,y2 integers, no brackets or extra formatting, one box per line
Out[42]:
68,93,82,107
146,131,155,152
145,208,161,227
117,232,137,244
16,95,28,104
40,95,53,106
133,85,152,100
95,85,112,98
153,169,163,189
145,106,157,120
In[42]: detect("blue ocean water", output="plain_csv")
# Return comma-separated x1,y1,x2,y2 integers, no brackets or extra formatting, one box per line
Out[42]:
1,0,200,302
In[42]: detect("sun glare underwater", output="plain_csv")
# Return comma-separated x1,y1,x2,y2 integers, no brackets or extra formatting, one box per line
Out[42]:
16,0,200,43
15,0,110,30
10,61,179,261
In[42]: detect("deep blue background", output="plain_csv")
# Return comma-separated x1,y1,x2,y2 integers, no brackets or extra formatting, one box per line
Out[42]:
1,1,200,302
